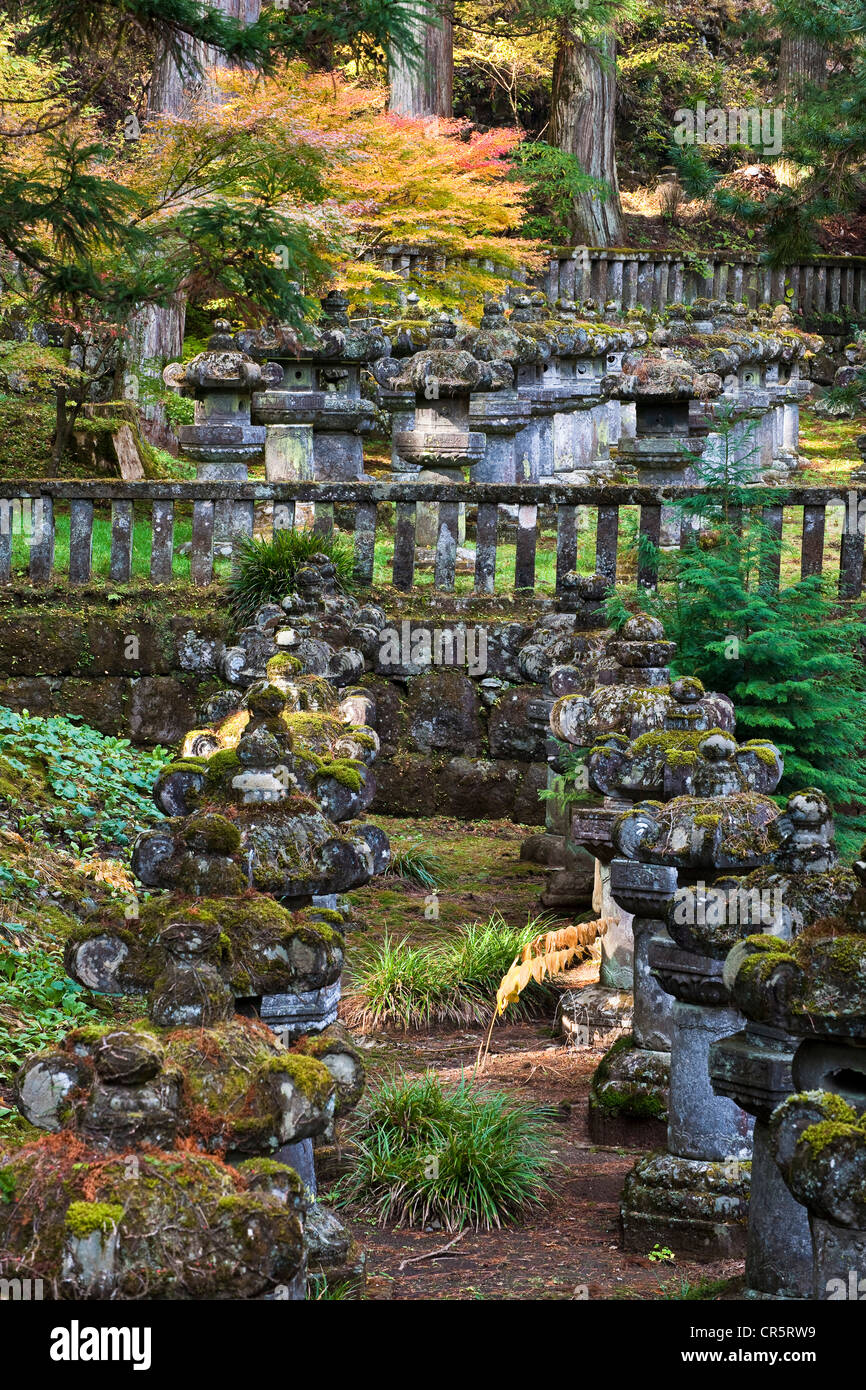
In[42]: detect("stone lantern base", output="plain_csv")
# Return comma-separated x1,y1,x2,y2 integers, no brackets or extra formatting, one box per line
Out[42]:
811,1217,866,1301
621,1151,750,1259
588,1039,670,1147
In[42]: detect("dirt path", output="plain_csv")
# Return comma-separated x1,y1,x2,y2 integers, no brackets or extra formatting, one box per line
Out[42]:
330,1022,744,1302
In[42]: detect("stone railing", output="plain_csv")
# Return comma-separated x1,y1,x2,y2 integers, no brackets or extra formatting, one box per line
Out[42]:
1,479,864,599
542,249,866,319
367,242,866,319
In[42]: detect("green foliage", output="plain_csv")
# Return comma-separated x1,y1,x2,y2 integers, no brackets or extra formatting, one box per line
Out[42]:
0,923,101,1081
336,1072,550,1230
0,707,169,855
633,412,866,850
673,0,866,262
344,912,559,1028
0,396,55,475
538,741,592,815
228,529,356,623
668,144,719,201
657,1273,732,1300
619,10,739,175
511,141,609,241
160,392,195,429
384,841,445,889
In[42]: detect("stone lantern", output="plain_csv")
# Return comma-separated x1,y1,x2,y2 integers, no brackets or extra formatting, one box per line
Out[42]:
445,298,535,484
164,318,275,548
613,730,785,1258
615,353,723,486
580,702,774,1148
549,616,734,1083
245,292,388,505
726,844,866,1297
614,350,724,547
707,790,857,1297
389,318,493,481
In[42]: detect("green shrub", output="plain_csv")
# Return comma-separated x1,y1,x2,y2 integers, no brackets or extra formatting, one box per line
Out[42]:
0,707,170,856
0,926,101,1081
228,529,356,623
343,912,558,1029
336,1073,550,1231
510,142,610,242
384,842,445,889
160,392,195,428
614,409,866,858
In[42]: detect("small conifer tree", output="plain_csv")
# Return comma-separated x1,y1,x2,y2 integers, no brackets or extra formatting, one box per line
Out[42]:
614,405,866,853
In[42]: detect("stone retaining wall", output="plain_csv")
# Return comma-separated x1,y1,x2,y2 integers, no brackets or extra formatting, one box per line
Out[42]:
0,596,551,821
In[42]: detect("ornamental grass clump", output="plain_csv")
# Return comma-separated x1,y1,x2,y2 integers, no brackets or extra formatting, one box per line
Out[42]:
228,529,356,623
342,912,563,1029
337,1072,550,1231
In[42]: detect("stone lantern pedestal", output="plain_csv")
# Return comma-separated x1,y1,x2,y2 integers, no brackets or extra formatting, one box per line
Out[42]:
469,390,534,484
611,735,787,1258
620,933,753,1258
710,1022,812,1296
164,319,272,549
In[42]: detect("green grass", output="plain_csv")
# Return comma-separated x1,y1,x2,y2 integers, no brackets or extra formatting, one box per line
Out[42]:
370,506,626,594
336,1071,551,1231
383,841,446,889
342,910,558,1030
228,528,357,622
9,506,234,582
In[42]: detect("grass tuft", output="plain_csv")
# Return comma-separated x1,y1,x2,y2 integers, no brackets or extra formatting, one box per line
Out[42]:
336,1072,550,1231
342,911,559,1030
383,842,445,889
228,530,356,623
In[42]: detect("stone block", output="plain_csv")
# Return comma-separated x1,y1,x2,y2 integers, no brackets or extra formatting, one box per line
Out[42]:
128,676,198,745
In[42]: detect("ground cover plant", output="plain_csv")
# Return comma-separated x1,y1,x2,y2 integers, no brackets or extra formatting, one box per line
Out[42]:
343,912,564,1030
0,707,169,857
336,1071,551,1231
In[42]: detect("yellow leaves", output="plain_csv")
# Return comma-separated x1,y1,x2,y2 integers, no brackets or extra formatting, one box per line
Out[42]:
143,60,546,305
495,919,612,1018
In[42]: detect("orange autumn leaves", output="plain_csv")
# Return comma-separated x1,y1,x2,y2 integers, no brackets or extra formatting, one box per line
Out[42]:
137,61,544,304
495,920,611,1017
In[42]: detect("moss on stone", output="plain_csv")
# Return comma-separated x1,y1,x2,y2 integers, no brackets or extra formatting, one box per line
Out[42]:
742,741,782,767
204,748,242,786
64,1200,124,1238
258,1053,333,1107
302,752,366,792
266,653,304,679
179,812,241,855
800,1116,865,1156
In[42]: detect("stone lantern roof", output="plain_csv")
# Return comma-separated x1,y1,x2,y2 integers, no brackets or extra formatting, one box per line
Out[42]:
163,318,278,396
615,351,724,402
237,292,391,366
727,849,866,1039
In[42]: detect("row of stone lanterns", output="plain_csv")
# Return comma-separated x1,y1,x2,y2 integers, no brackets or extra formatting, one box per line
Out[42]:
553,621,866,1299
162,293,822,506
